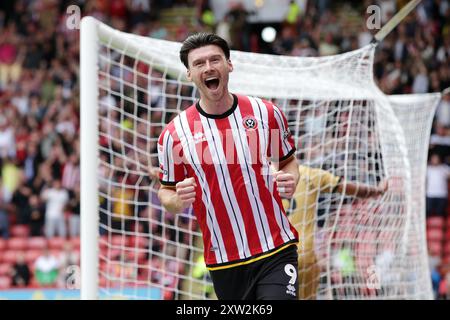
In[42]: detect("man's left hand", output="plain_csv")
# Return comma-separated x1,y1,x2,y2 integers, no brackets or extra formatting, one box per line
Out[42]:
273,171,296,198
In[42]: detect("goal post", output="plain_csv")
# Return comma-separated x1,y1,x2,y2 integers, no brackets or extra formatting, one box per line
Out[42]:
80,16,100,300
80,16,442,300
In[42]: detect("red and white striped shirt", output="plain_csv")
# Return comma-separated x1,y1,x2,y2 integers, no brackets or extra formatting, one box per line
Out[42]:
158,94,298,269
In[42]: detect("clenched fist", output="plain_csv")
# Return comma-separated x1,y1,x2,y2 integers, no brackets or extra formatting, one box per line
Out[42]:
176,177,197,209
273,171,296,198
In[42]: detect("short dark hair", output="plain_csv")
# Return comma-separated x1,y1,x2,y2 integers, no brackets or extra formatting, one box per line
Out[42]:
179,33,230,68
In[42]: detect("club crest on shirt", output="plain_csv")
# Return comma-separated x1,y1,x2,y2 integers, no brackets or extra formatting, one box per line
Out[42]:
242,116,257,130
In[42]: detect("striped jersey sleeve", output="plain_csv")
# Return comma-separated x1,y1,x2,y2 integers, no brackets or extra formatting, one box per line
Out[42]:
267,102,296,162
157,127,186,186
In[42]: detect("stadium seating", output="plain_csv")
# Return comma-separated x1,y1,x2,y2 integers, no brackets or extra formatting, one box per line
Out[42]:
70,237,81,248
427,216,445,229
50,249,62,259
10,225,30,238
444,242,450,255
0,276,11,289
0,263,11,276
0,239,6,251
27,237,47,250
427,228,445,242
24,250,42,264
6,237,28,251
428,241,443,257
2,251,19,264
47,237,66,250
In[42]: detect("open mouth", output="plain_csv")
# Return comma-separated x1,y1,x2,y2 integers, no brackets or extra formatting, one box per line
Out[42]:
204,77,220,90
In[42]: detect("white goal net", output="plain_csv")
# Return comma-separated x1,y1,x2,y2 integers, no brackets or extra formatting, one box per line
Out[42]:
80,17,441,300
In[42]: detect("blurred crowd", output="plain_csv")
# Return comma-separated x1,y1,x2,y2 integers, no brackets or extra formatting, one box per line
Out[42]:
0,0,449,298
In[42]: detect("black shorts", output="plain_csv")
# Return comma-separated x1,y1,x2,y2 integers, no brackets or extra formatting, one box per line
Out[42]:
209,244,299,300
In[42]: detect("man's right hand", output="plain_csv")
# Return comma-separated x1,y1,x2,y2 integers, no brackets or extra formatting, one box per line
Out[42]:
176,177,197,209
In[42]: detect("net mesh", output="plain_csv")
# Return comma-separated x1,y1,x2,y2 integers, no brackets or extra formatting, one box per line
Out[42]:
87,21,441,299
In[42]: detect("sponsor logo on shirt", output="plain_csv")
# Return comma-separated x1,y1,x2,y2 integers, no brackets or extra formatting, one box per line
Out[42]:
193,132,207,144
